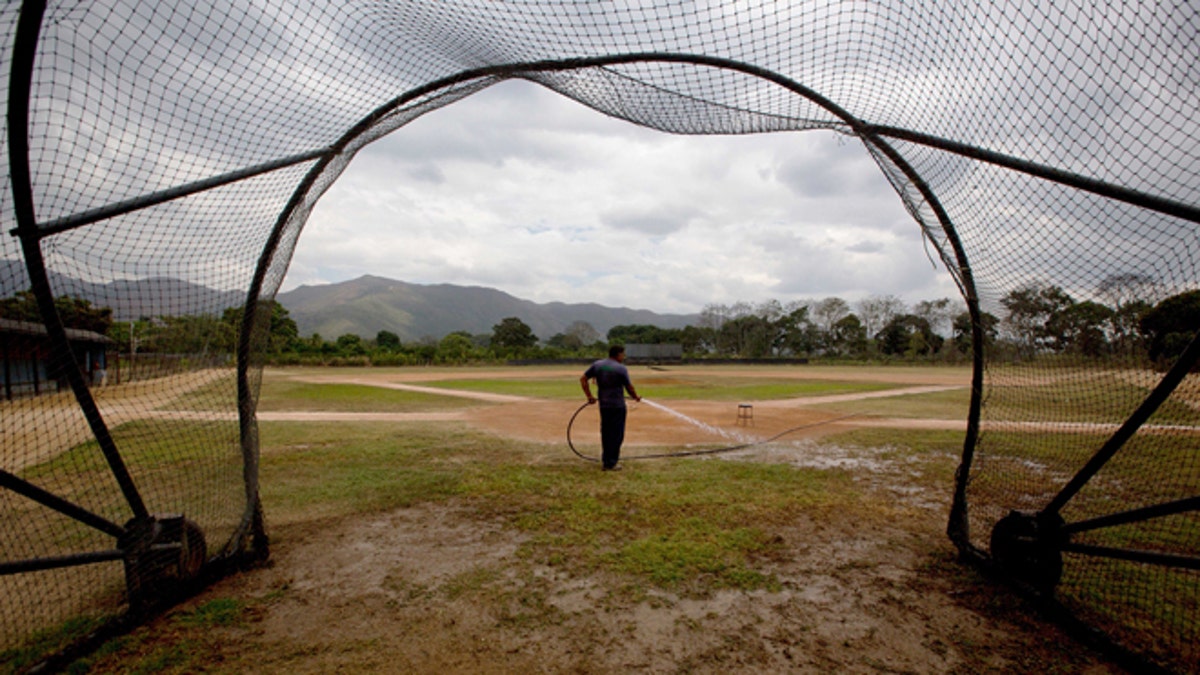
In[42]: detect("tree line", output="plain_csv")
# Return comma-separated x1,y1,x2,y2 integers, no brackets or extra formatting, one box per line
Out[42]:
2,274,1196,368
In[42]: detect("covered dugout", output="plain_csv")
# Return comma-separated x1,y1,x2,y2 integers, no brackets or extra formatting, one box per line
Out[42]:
1,317,110,399
0,2,1197,671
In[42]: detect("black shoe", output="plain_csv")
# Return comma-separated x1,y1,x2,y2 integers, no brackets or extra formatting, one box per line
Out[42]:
602,464,622,471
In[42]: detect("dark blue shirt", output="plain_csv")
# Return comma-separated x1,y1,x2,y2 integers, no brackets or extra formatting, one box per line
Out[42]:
584,358,632,408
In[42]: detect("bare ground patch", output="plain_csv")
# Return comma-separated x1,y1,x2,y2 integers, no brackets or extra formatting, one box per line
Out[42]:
130,492,1117,674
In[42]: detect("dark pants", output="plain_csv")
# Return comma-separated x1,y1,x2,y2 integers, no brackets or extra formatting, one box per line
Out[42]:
599,406,627,469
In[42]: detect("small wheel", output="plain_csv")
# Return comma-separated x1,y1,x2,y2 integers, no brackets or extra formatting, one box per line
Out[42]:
990,510,1064,594
178,518,207,580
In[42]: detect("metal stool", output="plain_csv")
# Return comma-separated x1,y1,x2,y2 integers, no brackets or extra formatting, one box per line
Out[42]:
736,403,754,426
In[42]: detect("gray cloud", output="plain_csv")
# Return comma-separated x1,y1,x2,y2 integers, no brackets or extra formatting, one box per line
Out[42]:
287,79,964,313
599,205,698,236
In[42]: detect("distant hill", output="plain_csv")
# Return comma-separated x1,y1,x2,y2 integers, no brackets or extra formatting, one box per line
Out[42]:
1,261,699,340
1,258,243,320
277,275,699,341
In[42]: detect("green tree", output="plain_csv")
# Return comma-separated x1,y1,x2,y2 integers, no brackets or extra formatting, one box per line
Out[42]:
812,297,850,335
141,314,231,354
375,330,402,352
951,310,999,356
1051,300,1114,357
222,301,299,353
436,332,475,363
0,290,114,335
1097,273,1159,358
855,294,905,339
718,315,776,358
1110,299,1152,357
336,333,367,356
776,305,816,357
607,324,681,345
680,324,714,355
829,314,868,357
877,314,942,357
490,317,538,355
912,298,954,339
1001,282,1074,356
298,333,326,354
1139,290,1200,367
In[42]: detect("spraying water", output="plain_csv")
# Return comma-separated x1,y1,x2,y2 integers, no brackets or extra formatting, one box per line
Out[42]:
640,399,758,445
566,398,860,463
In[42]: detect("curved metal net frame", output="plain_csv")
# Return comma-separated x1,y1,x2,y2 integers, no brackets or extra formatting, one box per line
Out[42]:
0,1,1196,669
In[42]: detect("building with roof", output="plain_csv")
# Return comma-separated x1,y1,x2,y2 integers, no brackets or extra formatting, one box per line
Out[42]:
0,318,112,399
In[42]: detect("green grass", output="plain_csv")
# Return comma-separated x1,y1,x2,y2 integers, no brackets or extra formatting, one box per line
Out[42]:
810,386,970,418
421,375,898,401
986,377,1199,426
173,598,246,629
0,615,109,674
820,427,966,486
253,421,870,594
256,381,479,412
14,420,245,556
163,370,488,413
456,451,864,594
164,372,237,411
40,600,252,675
416,377,581,399
259,422,467,521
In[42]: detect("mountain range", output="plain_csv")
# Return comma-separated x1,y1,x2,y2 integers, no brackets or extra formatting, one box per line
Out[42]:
2,260,699,341
1,258,243,321
276,275,699,342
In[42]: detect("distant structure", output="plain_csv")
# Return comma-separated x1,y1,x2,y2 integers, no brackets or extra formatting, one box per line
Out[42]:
625,343,682,364
1,318,111,399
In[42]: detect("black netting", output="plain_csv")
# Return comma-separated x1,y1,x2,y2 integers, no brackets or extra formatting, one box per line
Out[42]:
1,1,1197,671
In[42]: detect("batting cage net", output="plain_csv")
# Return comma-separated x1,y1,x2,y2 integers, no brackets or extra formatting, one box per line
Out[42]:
1,1,1197,671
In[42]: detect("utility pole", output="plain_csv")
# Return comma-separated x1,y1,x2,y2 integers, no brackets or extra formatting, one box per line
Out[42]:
129,319,137,383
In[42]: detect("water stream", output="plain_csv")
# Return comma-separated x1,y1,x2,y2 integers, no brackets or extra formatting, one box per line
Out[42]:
640,398,758,445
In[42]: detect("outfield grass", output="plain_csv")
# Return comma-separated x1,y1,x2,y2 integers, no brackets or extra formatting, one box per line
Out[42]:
986,379,1199,425
418,375,899,401
256,381,480,412
809,387,971,418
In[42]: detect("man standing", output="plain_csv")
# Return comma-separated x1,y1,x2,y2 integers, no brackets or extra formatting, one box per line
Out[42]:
580,344,641,470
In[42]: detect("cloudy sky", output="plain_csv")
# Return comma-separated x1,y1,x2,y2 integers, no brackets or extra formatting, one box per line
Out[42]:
282,78,961,315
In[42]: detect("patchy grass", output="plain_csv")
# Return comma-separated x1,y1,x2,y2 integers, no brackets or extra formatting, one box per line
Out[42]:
258,422,468,522
258,421,866,595
0,615,109,674
811,387,971,419
162,371,237,411
422,375,898,401
986,374,1199,426
13,420,244,555
173,598,247,629
48,599,255,675
256,381,479,413
458,457,858,595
